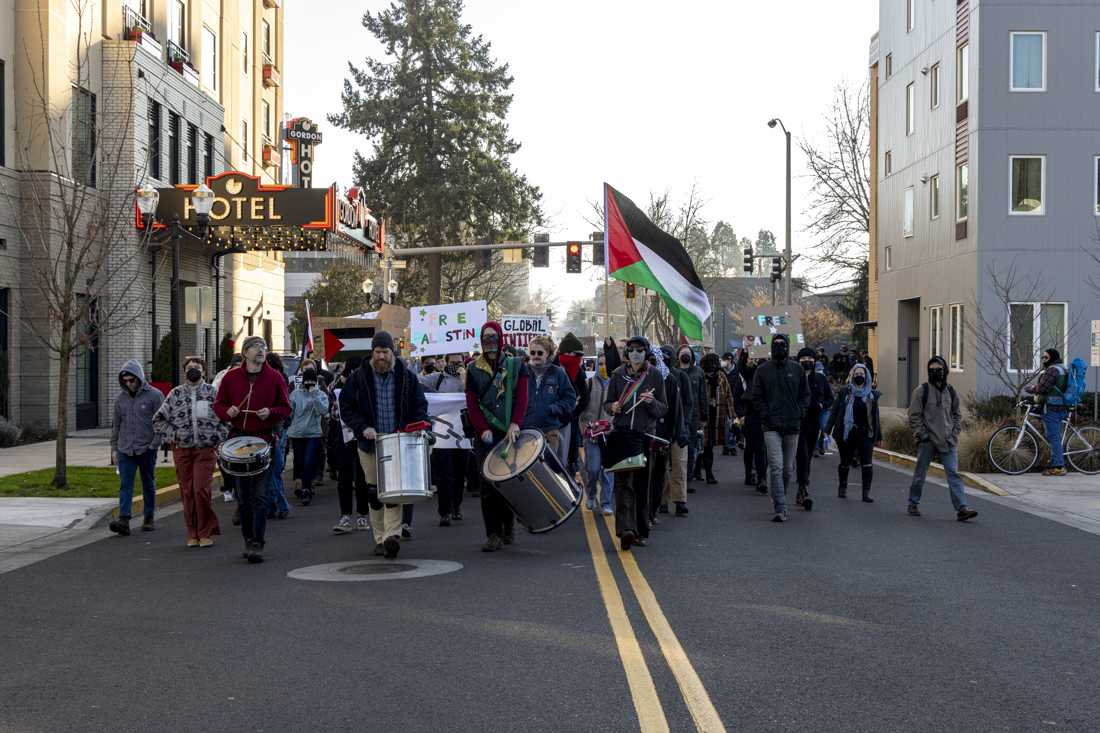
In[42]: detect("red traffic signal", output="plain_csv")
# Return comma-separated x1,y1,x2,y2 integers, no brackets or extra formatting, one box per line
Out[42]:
566,242,582,273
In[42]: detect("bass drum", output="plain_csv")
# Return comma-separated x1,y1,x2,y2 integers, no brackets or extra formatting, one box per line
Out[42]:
376,431,434,504
482,429,581,533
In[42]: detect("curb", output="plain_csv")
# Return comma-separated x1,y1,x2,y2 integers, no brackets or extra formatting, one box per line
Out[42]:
110,471,224,520
873,448,1009,496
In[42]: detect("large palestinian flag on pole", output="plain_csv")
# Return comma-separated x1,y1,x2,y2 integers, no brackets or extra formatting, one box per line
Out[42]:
604,183,711,339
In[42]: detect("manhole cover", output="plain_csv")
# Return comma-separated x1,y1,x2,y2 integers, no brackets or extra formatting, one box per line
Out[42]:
287,559,463,582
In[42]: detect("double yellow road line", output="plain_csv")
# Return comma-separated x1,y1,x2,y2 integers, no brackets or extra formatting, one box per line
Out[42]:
582,509,727,732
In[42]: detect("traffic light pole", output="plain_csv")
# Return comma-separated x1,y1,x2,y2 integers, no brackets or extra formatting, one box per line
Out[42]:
387,240,600,256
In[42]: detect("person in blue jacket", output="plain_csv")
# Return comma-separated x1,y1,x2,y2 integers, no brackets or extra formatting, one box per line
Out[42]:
521,335,577,467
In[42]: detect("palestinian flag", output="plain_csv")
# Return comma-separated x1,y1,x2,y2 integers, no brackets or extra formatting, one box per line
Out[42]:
604,183,711,339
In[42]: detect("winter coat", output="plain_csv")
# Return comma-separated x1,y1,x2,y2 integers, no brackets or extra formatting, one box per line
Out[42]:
750,358,810,435
465,355,529,437
111,359,164,455
672,368,694,445
522,364,577,432
287,385,330,439
907,381,961,452
604,364,667,436
655,370,688,446
676,354,706,430
152,381,228,449
213,362,292,441
805,370,835,415
825,385,882,443
555,353,590,422
579,375,611,426
703,370,735,448
339,358,429,452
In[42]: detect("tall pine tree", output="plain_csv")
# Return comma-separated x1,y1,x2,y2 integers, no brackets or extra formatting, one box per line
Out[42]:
330,0,543,303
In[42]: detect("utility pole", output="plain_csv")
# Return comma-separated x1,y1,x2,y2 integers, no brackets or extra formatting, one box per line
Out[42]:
768,117,793,305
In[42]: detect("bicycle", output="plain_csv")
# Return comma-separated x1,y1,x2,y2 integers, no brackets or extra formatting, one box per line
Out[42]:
987,400,1100,475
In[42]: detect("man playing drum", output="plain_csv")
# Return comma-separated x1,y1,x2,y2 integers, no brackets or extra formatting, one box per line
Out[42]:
339,331,429,559
465,321,529,552
213,336,292,564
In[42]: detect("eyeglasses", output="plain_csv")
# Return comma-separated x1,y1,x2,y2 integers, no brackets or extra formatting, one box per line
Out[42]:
529,350,546,356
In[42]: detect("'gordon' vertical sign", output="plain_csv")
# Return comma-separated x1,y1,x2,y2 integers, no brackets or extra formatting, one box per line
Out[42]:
285,117,324,188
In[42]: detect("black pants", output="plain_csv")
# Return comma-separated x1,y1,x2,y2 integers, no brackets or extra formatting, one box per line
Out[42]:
647,449,669,521
796,409,822,490
476,436,514,539
226,467,272,545
432,448,467,517
614,467,649,538
837,430,874,491
743,412,767,480
336,440,369,515
702,444,715,477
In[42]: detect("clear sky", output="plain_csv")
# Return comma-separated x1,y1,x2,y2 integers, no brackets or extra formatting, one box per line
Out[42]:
284,0,880,309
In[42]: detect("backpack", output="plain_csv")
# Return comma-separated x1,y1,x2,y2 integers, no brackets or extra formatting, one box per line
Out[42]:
920,382,957,411
1048,358,1087,408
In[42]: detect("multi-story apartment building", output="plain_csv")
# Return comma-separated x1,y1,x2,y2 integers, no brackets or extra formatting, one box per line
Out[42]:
0,0,284,430
869,0,1100,406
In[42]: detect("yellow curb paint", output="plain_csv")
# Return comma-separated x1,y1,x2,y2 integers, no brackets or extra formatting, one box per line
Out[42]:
604,515,727,732
582,507,669,733
872,448,1009,496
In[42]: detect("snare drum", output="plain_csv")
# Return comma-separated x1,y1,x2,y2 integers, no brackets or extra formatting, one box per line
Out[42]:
482,429,581,533
218,436,272,477
375,431,434,504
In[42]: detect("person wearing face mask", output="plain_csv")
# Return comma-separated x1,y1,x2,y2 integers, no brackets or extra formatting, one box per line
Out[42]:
553,332,590,477
1025,348,1069,476
580,353,614,515
675,345,706,483
794,347,834,510
420,353,470,525
824,363,880,502
107,358,165,536
287,361,330,507
152,356,228,546
720,352,740,457
651,346,689,520
699,352,733,485
906,356,977,521
750,334,810,523
521,335,577,467
604,335,667,550
736,351,768,492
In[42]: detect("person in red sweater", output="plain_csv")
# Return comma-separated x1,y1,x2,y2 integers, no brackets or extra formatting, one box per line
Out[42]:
213,335,291,563
464,321,529,552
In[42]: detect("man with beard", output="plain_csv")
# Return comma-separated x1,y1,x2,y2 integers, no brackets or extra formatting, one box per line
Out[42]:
751,334,810,523
675,345,706,484
794,347,834,511
339,331,430,559
466,321,529,552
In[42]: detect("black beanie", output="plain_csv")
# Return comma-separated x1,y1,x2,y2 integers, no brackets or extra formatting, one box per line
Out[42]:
797,347,816,360
1044,348,1062,364
372,331,395,352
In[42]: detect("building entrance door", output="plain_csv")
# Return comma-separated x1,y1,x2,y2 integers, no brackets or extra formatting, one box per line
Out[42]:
906,337,920,399
75,297,100,429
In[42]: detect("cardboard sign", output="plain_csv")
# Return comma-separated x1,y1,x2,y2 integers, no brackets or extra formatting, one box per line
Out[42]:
739,306,805,359
410,300,487,357
500,314,548,348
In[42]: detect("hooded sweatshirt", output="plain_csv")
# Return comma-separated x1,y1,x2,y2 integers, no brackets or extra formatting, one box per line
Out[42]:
111,359,164,455
676,345,705,430
907,355,961,451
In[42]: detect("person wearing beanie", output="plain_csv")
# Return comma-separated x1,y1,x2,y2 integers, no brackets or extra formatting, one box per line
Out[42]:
465,321,529,552
824,362,880,503
339,330,430,558
650,346,689,521
906,356,977,521
658,345,693,517
330,356,371,535
699,352,733,485
794,347,834,510
750,334,810,523
1025,348,1069,476
674,345,706,482
553,332,589,475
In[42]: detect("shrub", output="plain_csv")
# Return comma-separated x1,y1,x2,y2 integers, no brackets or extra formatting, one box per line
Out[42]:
964,393,1019,424
16,420,56,445
956,419,1002,473
0,417,19,448
880,417,917,455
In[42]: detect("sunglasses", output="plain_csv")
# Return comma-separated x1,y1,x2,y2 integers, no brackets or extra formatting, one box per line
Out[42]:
122,377,138,383
529,350,546,356
627,347,647,354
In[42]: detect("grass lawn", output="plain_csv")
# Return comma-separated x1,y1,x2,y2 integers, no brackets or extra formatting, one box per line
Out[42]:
0,466,178,498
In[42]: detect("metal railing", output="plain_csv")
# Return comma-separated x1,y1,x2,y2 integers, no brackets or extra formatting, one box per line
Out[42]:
167,39,190,66
124,5,152,36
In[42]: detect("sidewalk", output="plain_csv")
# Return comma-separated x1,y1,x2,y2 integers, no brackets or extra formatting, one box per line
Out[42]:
975,471,1100,537
0,427,177,478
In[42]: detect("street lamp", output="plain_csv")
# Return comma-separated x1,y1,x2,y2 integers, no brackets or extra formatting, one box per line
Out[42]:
361,278,374,295
767,117,792,305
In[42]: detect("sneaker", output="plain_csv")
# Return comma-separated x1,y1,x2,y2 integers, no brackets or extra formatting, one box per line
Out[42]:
108,518,131,536
275,510,290,520
356,515,370,532
301,490,313,507
246,541,264,564
141,519,155,532
705,473,718,485
198,538,214,547
482,534,503,552
501,532,514,546
756,482,768,494
451,512,463,521
439,516,452,527
956,507,978,522
401,523,412,539
602,508,613,516
383,536,400,559
771,511,789,523
1042,467,1067,477
744,473,757,486
585,498,596,511
675,502,689,517
802,497,814,512
634,537,649,547
186,538,199,547
332,515,353,534
795,490,805,507
907,504,921,517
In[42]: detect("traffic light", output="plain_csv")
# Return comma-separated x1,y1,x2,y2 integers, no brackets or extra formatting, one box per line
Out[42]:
771,256,782,281
591,231,605,267
743,245,754,273
533,232,549,267
625,282,636,299
566,241,582,273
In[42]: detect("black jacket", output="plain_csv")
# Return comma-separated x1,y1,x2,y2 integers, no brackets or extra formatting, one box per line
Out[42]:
339,358,429,452
750,358,810,435
655,370,688,446
805,371,834,415
825,385,883,443
727,368,748,418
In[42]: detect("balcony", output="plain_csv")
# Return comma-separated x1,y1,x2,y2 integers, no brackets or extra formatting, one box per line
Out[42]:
262,0,280,8
167,40,200,87
262,57,280,89
262,140,280,167
124,6,162,57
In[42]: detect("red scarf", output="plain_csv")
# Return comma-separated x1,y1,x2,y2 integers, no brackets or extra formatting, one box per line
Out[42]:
558,353,583,382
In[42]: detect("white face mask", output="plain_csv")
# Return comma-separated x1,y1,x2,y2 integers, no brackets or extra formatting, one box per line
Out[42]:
628,350,646,366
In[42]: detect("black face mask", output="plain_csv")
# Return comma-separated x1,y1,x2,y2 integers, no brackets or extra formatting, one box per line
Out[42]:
423,363,437,374
679,354,691,364
771,340,789,361
852,375,867,386
928,368,945,384
800,361,813,372
444,363,460,377
185,367,202,383
302,368,317,386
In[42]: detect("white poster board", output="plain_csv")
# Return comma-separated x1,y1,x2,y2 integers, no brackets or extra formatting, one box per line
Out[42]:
739,305,805,359
425,392,471,450
409,300,487,357
500,314,548,348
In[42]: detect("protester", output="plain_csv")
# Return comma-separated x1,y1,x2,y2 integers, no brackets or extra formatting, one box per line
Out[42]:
699,352,733,485
1024,348,1069,476
420,352,470,526
720,352,740,456
287,360,329,506
108,359,164,536
858,349,875,381
265,352,292,520
676,345,707,482
152,356,227,546
213,336,292,563
659,345,693,516
580,353,614,515
212,353,243,394
604,335,667,550
465,321,528,552
651,346,688,520
825,363,881,502
521,335,576,470
794,347,834,510
331,356,371,534
554,332,590,476
906,356,978,521
829,349,851,383
736,351,768,492
751,334,810,523
339,331,429,558
815,360,832,455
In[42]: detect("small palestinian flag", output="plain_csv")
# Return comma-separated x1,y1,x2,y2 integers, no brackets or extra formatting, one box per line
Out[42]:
604,183,711,339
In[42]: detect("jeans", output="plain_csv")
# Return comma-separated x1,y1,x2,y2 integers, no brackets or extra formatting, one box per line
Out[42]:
908,441,968,511
763,431,798,513
226,466,273,544
291,436,321,492
117,449,157,521
584,438,614,511
269,432,290,514
1043,408,1066,468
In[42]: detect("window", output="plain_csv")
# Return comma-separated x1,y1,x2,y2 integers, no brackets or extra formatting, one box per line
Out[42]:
1096,33,1100,92
884,245,893,271
1010,155,1045,215
262,100,271,141
906,0,914,32
949,304,964,371
203,133,214,179
930,62,941,109
1010,32,1046,92
262,19,272,60
147,99,161,179
929,306,943,358
169,0,186,50
929,174,941,219
905,82,915,135
241,120,248,163
1,59,5,167
0,287,9,417
957,43,969,103
202,27,217,91
168,111,180,185
885,53,893,79
1095,156,1100,215
903,187,915,237
242,32,249,73
186,123,197,183
1009,302,1066,372
72,86,96,187
885,150,892,175
956,163,969,221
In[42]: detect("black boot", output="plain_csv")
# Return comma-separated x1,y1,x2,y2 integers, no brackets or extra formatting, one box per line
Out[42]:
837,466,849,498
108,517,131,536
744,472,756,486
861,466,874,503
838,483,847,499
705,472,718,485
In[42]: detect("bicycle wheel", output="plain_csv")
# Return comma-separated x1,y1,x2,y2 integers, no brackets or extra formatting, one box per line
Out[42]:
987,425,1038,475
1066,426,1100,475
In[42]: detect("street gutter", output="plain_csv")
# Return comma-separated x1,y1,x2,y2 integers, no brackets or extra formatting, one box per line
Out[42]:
873,447,1009,497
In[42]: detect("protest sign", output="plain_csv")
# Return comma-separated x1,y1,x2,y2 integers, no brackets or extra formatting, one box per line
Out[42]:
739,305,805,359
500,314,548,348
425,393,472,449
409,300,487,357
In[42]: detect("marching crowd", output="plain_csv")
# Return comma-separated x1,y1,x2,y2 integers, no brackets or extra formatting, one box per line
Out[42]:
105,322,1020,564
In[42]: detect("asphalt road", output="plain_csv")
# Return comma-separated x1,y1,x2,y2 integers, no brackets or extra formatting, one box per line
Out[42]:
1,451,1098,732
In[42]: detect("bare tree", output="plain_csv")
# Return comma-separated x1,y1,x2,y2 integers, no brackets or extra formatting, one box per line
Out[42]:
798,81,871,288
0,1,160,487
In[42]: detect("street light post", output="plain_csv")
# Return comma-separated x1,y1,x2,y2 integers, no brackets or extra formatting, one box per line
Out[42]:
768,118,793,305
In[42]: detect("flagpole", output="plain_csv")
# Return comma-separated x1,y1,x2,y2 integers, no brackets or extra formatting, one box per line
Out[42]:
603,184,611,343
